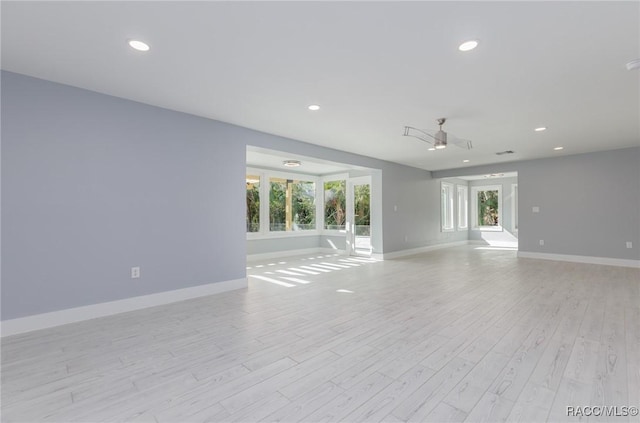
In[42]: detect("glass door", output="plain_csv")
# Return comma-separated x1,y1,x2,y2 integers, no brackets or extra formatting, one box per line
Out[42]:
347,176,372,256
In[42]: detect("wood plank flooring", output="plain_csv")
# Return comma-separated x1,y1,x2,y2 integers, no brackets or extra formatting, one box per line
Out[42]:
2,246,639,422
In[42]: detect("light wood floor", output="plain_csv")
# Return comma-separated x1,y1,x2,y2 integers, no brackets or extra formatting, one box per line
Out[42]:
2,246,639,422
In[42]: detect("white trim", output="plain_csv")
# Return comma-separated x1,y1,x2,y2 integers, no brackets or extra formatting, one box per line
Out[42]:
441,181,455,232
457,185,469,231
1,278,248,337
517,251,640,268
382,240,469,260
511,183,518,233
247,247,347,263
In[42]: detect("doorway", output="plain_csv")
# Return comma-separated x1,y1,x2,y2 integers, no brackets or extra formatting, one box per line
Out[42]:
347,176,372,256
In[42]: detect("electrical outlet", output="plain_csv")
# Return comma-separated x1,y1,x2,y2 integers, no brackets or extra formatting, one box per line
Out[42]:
539,240,544,246
131,266,140,279
532,206,540,213
626,241,633,249
404,235,408,242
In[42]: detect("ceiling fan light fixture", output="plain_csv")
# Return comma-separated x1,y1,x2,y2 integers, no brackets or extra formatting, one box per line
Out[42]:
434,129,447,149
283,160,301,167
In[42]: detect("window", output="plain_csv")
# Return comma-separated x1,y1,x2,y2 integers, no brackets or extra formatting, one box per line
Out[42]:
324,180,346,230
269,177,316,231
457,185,468,230
246,174,260,232
441,182,455,232
471,185,502,230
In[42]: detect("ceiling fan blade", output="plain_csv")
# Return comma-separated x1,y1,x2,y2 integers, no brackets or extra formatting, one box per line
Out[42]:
403,126,435,145
404,125,472,150
448,134,473,150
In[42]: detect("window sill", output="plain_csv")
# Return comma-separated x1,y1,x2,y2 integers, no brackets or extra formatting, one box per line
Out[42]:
472,226,504,232
247,231,321,240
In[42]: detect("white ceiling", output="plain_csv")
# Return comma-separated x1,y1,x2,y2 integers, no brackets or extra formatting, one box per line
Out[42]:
457,171,518,181
247,147,366,176
2,1,639,171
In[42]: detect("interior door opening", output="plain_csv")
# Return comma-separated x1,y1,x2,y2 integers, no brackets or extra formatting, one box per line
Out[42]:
348,177,372,256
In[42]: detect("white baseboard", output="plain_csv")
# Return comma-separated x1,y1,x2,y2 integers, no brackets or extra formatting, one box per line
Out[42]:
247,247,347,262
382,240,469,260
1,278,248,337
518,251,640,268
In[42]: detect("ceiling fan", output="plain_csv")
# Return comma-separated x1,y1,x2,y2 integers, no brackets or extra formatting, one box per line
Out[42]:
403,118,473,151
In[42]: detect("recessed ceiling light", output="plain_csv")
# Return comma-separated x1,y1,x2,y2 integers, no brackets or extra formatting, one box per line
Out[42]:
627,59,640,71
128,39,150,52
463,159,470,163
283,160,301,167
308,104,320,111
534,127,547,132
458,40,478,52
554,146,564,151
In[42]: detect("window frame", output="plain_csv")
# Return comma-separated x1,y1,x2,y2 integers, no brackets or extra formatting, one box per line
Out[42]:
457,185,469,231
246,167,321,239
245,173,262,233
471,184,503,231
441,181,455,232
321,173,349,235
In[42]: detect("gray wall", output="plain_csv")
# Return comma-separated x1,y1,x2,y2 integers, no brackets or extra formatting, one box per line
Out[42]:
2,71,446,320
416,178,469,248
434,148,640,260
247,236,321,256
1,71,247,319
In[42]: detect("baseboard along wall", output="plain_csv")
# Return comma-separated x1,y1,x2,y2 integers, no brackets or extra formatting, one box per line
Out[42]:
517,251,640,268
1,278,248,337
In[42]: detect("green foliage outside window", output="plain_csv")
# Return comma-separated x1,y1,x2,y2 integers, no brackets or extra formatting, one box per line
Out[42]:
246,176,260,232
478,190,499,226
269,179,287,231
292,181,316,230
324,181,346,230
354,184,370,236
269,178,315,231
